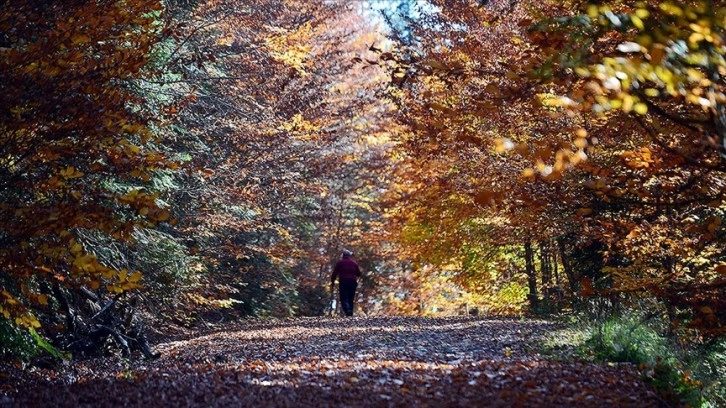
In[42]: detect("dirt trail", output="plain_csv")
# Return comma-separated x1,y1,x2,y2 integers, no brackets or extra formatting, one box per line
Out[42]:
3,316,666,407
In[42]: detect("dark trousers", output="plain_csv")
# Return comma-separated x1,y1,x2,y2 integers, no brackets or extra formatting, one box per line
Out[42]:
338,280,357,316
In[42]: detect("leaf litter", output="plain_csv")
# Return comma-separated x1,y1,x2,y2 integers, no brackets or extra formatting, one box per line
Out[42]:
1,316,664,407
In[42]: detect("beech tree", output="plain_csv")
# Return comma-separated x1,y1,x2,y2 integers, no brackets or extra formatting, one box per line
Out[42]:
133,0,395,318
0,0,176,355
374,0,588,314
532,0,726,335
377,0,724,335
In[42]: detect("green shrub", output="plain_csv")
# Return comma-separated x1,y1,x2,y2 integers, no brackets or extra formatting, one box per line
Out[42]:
296,285,329,316
1,319,68,363
585,314,672,365
544,311,718,407
0,319,36,361
0,319,41,362
582,314,705,406
688,340,725,407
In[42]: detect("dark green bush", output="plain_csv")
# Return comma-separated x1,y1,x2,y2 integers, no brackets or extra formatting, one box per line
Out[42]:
0,319,42,362
296,285,329,316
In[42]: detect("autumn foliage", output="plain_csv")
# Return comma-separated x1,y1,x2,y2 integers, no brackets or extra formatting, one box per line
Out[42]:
0,1,173,330
1,0,394,356
375,0,725,337
1,0,725,365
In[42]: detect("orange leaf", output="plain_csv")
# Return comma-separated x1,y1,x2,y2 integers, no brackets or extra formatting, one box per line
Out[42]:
581,278,594,297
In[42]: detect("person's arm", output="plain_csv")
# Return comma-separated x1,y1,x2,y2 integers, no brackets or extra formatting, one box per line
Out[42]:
355,262,361,278
331,262,339,286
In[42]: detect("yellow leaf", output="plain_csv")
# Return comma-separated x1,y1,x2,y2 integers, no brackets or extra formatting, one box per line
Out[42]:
128,271,142,283
622,95,634,112
37,294,48,305
587,5,599,18
659,3,683,16
494,138,515,153
123,282,141,291
634,9,649,19
73,254,96,271
24,62,38,73
633,103,648,115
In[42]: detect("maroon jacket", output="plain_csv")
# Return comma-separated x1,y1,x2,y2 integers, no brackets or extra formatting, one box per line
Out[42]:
331,257,361,283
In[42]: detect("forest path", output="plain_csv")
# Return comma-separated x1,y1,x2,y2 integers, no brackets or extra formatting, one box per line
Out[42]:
6,316,665,407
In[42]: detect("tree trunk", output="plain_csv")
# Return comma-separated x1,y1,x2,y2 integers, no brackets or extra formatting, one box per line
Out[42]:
539,241,551,288
557,237,578,297
553,244,560,287
524,241,538,311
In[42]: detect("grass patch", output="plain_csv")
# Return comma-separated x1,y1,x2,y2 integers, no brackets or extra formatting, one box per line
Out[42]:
542,312,725,407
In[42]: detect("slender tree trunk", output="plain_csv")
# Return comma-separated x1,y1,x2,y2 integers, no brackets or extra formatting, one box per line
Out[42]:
539,241,551,288
318,262,326,282
524,241,538,310
553,244,560,287
557,237,577,297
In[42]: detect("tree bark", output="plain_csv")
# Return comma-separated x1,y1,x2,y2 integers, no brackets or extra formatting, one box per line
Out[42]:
557,237,578,297
553,244,560,287
539,241,551,287
524,241,538,310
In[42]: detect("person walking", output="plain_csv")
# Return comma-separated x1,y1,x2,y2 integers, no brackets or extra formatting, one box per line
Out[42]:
330,249,362,317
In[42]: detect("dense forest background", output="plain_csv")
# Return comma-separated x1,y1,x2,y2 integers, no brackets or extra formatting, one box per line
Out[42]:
1,0,724,379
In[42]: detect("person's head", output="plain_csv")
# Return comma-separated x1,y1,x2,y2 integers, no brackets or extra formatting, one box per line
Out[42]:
342,249,353,258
